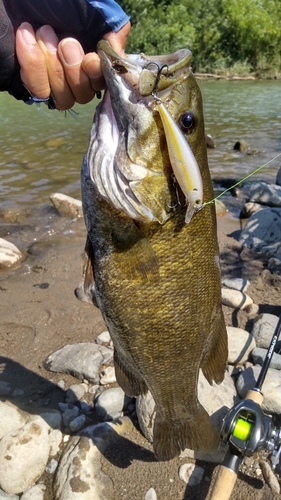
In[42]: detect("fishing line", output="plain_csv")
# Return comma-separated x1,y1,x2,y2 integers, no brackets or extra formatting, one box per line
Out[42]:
203,151,281,207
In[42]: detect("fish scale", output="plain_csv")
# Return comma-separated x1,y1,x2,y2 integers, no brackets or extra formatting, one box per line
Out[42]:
81,41,228,461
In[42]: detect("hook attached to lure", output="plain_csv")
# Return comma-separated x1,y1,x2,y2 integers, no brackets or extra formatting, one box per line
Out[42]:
151,65,204,223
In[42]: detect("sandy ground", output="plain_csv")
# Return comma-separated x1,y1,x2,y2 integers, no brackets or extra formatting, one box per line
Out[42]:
1,212,281,499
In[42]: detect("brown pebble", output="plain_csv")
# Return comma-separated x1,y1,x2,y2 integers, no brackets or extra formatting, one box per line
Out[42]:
260,459,280,494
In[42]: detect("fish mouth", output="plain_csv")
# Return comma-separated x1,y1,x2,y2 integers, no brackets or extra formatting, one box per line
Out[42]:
86,42,194,224
97,40,192,98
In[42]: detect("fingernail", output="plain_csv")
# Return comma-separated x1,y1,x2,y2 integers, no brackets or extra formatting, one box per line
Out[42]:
19,22,36,45
38,25,58,53
59,40,83,66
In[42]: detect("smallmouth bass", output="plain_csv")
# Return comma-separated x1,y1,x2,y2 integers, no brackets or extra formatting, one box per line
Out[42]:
81,41,228,461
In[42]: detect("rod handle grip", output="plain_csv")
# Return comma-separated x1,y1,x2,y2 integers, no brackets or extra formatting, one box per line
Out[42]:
245,389,263,405
208,465,237,500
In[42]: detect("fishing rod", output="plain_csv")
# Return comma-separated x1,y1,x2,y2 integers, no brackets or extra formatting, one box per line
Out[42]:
208,315,281,500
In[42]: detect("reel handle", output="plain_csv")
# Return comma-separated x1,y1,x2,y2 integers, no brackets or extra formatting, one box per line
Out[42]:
208,389,264,500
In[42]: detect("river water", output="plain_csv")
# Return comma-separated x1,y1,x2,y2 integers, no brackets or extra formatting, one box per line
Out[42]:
0,80,281,247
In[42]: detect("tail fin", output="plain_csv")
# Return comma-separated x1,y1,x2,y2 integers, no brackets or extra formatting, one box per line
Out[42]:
153,404,218,461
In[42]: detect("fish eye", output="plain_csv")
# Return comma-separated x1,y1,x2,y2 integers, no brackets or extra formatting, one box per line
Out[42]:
179,111,196,134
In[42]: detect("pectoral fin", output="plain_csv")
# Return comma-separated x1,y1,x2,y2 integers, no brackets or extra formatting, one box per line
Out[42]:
75,236,98,307
111,221,160,282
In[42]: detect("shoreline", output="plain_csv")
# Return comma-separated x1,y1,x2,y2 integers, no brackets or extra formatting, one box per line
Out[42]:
195,72,280,81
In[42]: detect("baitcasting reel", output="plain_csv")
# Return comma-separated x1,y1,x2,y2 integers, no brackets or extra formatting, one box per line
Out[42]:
209,314,281,500
221,391,281,469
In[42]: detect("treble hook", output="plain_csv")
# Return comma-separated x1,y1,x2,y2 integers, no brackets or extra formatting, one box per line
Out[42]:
151,64,169,99
143,62,169,99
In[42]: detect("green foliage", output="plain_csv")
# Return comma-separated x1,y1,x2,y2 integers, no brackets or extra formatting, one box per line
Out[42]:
119,0,281,74
120,0,196,54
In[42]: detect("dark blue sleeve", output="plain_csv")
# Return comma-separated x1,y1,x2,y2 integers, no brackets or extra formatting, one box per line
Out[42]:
0,0,129,100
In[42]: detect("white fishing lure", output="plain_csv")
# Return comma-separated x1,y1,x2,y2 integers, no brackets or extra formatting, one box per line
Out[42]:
157,101,203,223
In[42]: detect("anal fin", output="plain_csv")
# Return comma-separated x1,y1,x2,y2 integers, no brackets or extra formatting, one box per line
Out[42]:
114,349,148,397
201,311,228,385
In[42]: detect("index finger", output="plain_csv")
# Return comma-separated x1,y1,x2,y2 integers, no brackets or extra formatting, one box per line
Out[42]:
16,22,50,99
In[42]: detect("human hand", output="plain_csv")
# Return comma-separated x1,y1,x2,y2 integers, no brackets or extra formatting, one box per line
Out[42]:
15,21,130,110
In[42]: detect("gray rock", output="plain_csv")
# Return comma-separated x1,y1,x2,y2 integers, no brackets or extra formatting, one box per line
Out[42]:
69,414,88,433
252,348,281,370
82,417,134,452
239,208,281,260
268,257,281,273
249,182,281,207
12,389,25,398
53,436,114,500
65,384,87,404
0,400,28,440
95,387,128,418
21,484,46,500
50,193,83,218
236,366,281,413
137,370,237,462
58,402,72,413
221,278,250,292
221,288,253,309
0,381,12,396
0,489,19,499
62,407,80,427
44,343,113,383
206,134,215,149
251,314,280,349
244,303,260,316
36,408,62,430
100,366,116,385
45,459,58,474
0,238,22,268
103,412,122,422
276,166,281,186
88,385,99,396
178,463,204,486
79,401,93,414
49,429,63,456
234,139,250,152
95,331,111,345
54,417,133,500
227,326,256,364
136,391,155,444
240,202,264,219
0,417,50,495
145,488,157,500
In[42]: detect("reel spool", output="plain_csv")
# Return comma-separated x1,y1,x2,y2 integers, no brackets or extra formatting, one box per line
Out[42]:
232,417,252,442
